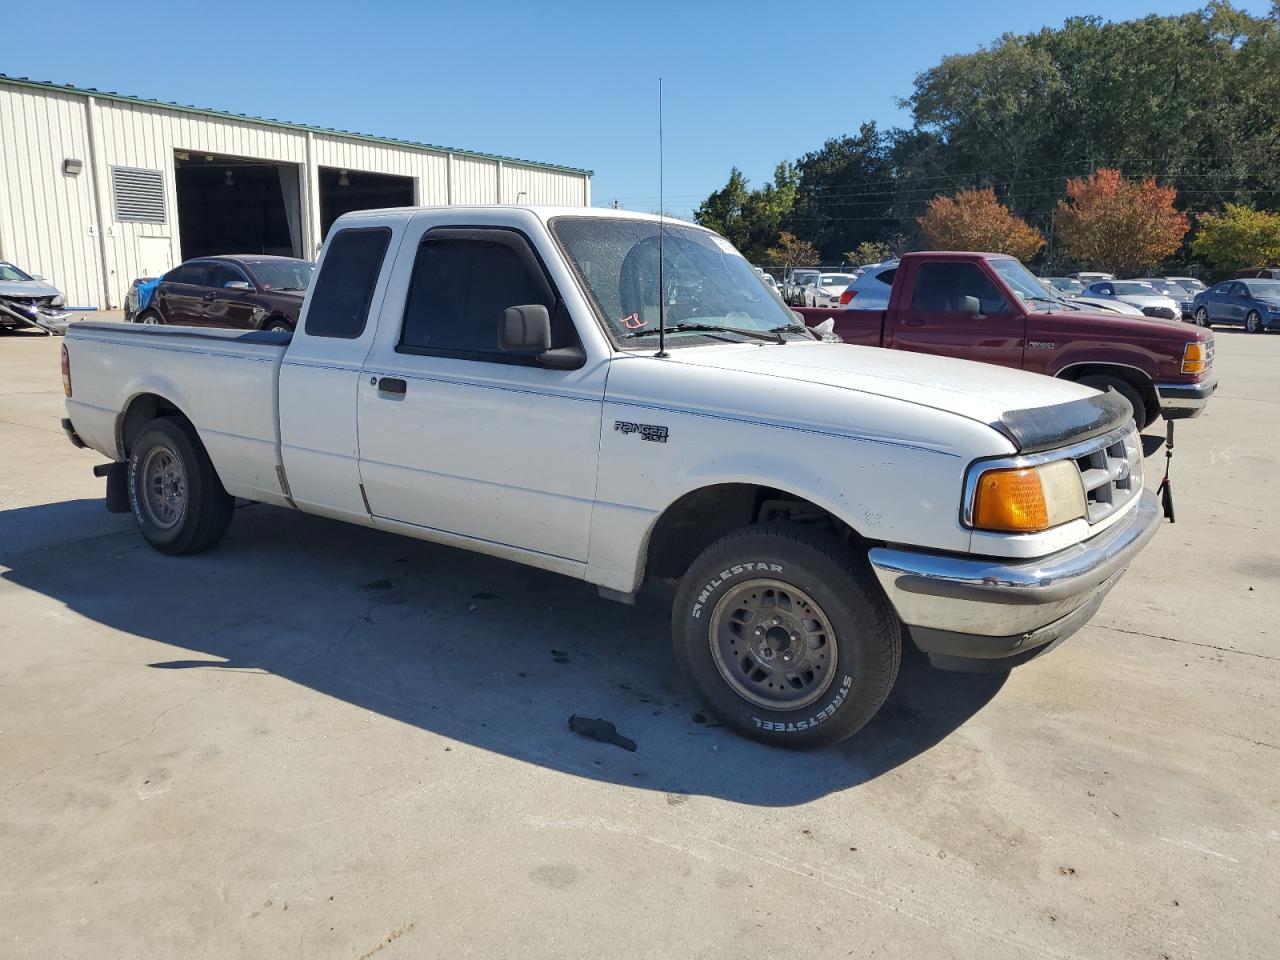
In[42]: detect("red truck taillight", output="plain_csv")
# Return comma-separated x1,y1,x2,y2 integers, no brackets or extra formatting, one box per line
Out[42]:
839,289,856,305
61,343,72,397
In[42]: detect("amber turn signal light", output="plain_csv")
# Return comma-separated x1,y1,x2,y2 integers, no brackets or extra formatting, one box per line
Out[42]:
972,468,1049,532
1181,341,1208,375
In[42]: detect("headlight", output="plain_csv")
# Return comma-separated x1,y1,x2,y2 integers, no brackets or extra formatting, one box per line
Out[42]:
1268,305,1280,314
968,460,1086,533
51,294,65,307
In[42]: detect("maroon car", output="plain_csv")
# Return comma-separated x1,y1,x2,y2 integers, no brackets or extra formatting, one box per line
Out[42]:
135,255,314,332
796,251,1216,429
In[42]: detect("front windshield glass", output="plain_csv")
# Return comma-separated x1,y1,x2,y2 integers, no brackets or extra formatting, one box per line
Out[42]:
1142,279,1188,297
1244,280,1280,298
251,260,315,291
1113,281,1156,295
1049,277,1083,295
551,217,795,342
0,261,34,282
989,258,1062,305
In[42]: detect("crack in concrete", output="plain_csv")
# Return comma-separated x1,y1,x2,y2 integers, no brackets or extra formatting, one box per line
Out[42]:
1097,624,1279,662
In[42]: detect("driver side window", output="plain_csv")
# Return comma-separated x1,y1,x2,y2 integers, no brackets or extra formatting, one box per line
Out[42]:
909,262,1011,315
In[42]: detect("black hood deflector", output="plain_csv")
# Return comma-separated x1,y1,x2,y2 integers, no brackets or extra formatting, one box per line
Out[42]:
995,390,1133,454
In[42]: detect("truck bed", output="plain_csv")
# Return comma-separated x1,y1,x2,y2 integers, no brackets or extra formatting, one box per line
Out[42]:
63,323,293,505
794,306,885,346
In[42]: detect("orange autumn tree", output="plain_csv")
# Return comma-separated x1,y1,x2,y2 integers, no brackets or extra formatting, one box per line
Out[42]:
1056,168,1188,275
917,188,1045,262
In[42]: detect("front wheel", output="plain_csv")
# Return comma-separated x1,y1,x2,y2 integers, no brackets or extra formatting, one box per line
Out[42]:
128,418,234,555
138,310,163,325
672,525,901,749
1078,374,1149,429
1245,310,1264,333
1194,306,1210,327
265,318,293,333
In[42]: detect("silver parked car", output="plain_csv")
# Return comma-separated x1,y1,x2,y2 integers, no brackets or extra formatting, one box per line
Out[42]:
1137,278,1195,319
1166,275,1207,296
1082,280,1181,320
840,262,899,309
0,260,73,334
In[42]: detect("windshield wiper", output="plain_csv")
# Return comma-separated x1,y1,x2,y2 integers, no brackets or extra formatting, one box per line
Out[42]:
623,322,785,344
770,322,820,340
1023,295,1068,310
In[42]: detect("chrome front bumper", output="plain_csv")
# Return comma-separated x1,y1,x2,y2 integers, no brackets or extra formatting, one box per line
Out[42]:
868,489,1161,671
1157,376,1217,419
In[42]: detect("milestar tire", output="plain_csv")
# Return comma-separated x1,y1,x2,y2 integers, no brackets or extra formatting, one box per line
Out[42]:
128,417,234,555
672,524,900,749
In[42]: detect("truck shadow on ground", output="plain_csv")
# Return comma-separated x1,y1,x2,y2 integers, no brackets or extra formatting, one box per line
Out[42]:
1,498,1006,807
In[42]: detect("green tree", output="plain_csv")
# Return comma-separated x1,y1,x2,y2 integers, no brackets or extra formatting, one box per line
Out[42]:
1192,203,1280,270
844,240,894,266
693,163,798,261
693,167,750,251
765,232,820,273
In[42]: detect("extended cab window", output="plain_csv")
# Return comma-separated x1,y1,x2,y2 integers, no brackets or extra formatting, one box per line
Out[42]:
398,232,557,361
910,262,1010,315
305,228,391,339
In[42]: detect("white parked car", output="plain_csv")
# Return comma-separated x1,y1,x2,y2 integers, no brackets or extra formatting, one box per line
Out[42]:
1083,280,1181,320
0,259,74,334
61,206,1159,749
783,268,820,305
1064,296,1146,317
1070,271,1115,287
804,273,855,307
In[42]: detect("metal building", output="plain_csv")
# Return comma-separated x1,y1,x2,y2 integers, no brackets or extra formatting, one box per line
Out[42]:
0,76,593,310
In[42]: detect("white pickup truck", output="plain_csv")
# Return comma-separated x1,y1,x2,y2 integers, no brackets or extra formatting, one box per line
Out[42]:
61,206,1160,748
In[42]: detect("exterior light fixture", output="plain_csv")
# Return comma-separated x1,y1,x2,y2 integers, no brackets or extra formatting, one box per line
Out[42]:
63,158,83,176
338,170,350,188
224,169,234,187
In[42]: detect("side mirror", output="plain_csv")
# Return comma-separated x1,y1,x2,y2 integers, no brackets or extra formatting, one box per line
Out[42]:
224,280,252,290
499,304,551,352
962,295,982,317
499,303,586,370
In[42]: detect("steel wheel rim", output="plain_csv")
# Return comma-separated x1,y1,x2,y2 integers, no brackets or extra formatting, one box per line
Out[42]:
708,578,838,710
139,444,188,530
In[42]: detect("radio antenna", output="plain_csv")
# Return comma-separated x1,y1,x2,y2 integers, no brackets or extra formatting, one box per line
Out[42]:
656,76,668,359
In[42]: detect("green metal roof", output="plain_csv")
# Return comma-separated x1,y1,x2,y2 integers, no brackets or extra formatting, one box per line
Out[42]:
0,74,592,177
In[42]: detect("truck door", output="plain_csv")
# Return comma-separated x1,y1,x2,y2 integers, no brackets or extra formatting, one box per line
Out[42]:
356,222,605,563
887,260,1025,368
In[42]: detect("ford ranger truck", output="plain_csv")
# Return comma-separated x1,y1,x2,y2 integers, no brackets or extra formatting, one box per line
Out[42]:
797,251,1216,429
60,208,1161,749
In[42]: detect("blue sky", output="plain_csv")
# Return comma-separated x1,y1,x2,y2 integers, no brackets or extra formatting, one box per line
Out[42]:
4,0,1270,217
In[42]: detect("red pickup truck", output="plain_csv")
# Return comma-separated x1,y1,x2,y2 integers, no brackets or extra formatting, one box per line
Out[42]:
796,251,1216,428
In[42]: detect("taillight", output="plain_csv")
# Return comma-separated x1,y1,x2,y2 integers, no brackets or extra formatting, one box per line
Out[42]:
839,289,856,305
61,343,72,397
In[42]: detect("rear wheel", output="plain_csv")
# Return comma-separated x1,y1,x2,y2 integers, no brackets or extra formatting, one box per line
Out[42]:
1245,310,1264,333
127,418,233,555
672,525,901,749
1078,374,1149,429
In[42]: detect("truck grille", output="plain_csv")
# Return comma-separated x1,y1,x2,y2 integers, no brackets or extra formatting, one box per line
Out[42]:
1073,427,1143,524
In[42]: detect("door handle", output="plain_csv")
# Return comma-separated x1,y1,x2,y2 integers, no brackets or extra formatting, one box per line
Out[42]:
376,377,407,395
903,318,925,327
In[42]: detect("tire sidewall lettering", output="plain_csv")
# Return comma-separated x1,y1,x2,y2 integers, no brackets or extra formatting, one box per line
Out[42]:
750,674,854,733
690,562,784,619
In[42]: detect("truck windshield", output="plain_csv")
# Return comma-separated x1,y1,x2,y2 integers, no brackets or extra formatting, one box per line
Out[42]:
990,258,1067,309
551,217,795,343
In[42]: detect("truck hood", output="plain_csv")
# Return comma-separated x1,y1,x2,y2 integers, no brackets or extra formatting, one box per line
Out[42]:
0,278,62,299
670,340,1100,430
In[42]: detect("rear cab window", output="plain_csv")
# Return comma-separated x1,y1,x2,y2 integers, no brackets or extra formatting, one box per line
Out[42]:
305,228,392,339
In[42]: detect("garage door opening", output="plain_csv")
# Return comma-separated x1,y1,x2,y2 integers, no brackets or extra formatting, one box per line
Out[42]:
175,151,303,261
320,167,415,239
